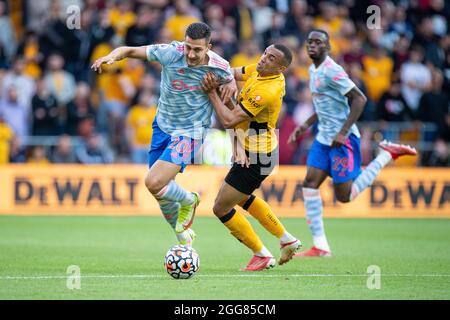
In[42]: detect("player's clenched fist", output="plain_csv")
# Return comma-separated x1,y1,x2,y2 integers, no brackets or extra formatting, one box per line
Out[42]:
201,72,221,94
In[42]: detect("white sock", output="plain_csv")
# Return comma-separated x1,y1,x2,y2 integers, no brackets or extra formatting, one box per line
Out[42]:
375,149,393,167
255,246,272,257
303,188,330,252
350,150,392,201
157,199,179,229
313,234,330,252
154,180,194,205
280,231,296,244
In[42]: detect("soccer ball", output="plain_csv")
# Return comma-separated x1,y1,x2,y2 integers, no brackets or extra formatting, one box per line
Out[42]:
164,244,200,279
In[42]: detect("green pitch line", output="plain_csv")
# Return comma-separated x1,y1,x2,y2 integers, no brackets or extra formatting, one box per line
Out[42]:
0,216,449,299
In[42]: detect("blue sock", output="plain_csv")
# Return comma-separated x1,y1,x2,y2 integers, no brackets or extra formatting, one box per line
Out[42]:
303,187,330,252
154,180,194,205
350,150,392,200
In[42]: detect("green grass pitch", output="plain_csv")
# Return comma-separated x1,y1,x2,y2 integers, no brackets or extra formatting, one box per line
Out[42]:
0,216,449,299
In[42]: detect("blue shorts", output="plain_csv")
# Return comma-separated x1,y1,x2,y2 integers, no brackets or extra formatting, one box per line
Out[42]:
306,134,362,184
148,120,203,173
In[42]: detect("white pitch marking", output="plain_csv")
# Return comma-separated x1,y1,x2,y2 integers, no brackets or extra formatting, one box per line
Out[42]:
1,274,450,280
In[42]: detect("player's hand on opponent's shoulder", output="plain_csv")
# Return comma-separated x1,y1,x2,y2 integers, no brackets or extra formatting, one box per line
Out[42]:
219,80,238,104
288,124,309,144
201,72,221,94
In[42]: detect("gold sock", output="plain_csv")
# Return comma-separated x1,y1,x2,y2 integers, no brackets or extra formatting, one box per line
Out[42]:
220,208,263,253
241,195,285,238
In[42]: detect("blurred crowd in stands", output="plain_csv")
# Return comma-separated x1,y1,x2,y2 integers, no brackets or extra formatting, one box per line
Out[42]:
0,0,449,167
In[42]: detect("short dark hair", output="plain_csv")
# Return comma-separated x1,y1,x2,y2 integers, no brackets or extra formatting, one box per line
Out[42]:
185,22,211,43
310,29,330,41
273,44,293,67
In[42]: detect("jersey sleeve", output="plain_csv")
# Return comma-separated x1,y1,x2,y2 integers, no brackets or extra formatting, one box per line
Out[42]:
241,64,257,81
208,52,234,84
146,41,183,66
239,89,272,118
326,65,356,95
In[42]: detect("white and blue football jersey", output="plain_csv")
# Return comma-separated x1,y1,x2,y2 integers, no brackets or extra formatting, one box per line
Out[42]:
308,55,360,146
146,41,233,139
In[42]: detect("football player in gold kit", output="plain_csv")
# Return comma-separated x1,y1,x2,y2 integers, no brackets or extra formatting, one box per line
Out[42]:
201,44,301,271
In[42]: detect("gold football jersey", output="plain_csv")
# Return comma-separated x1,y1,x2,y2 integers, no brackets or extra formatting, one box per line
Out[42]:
234,64,285,154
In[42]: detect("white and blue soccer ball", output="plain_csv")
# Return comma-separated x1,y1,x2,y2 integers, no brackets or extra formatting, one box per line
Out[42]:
164,244,200,279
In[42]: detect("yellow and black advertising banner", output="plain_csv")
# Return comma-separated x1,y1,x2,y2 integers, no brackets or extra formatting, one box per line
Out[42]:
0,165,448,217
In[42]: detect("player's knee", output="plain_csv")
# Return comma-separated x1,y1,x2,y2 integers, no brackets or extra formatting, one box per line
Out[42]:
302,178,321,189
213,200,227,218
145,173,164,194
335,193,351,203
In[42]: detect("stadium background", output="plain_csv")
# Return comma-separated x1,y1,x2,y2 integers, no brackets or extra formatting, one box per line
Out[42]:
0,0,449,301
0,0,448,217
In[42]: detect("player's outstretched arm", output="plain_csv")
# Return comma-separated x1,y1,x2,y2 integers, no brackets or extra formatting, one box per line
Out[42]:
331,86,367,148
91,46,148,73
201,72,250,128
